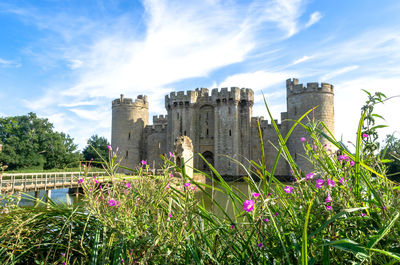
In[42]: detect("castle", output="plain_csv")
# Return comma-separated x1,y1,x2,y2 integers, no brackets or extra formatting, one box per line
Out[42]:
111,78,334,177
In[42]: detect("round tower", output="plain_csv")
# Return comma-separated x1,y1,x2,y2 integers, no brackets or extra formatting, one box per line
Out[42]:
112,94,148,170
286,78,335,174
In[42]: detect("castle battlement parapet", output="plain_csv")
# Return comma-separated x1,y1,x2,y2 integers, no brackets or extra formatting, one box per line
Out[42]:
211,87,254,103
286,78,334,95
153,115,168,125
112,94,149,108
165,90,199,107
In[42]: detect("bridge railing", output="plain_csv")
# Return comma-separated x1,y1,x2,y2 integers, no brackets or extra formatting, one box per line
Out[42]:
0,171,109,193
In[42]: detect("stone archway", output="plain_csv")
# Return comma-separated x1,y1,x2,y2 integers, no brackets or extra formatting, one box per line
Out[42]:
201,151,214,171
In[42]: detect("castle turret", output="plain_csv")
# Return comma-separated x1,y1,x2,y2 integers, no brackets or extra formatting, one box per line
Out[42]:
286,78,335,173
112,94,149,170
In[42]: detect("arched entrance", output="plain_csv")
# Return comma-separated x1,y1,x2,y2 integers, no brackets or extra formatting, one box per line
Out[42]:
202,151,214,171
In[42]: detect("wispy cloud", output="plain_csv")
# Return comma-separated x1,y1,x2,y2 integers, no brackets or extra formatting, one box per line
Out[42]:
0,57,20,67
321,65,359,81
305,11,322,28
291,55,313,65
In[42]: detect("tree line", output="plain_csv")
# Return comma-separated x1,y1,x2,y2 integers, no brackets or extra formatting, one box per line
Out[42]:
0,113,109,171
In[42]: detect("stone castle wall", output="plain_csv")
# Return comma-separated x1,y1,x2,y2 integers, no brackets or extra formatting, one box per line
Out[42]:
111,78,334,177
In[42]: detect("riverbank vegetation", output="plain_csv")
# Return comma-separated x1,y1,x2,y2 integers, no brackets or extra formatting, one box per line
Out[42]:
0,92,399,264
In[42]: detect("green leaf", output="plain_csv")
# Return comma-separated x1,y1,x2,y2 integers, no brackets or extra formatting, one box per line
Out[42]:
302,194,315,265
367,212,399,249
324,239,368,259
368,248,400,261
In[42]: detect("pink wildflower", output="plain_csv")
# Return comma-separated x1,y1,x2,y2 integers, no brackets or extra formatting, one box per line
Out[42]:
338,177,345,185
168,212,172,218
263,218,269,222
166,183,170,189
190,186,196,191
169,173,174,178
326,205,332,211
107,145,112,151
300,137,306,142
141,160,147,165
350,160,355,166
125,182,131,188
283,186,293,193
108,199,119,207
274,212,279,216
315,179,325,188
243,200,255,212
78,178,84,184
169,152,173,157
327,179,335,187
258,242,263,248
362,133,369,138
184,183,191,188
361,213,366,217
306,172,314,180
252,192,260,198
231,224,235,229
325,194,332,203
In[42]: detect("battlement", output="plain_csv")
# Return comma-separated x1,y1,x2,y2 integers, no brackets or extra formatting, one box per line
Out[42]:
144,124,167,133
286,78,334,95
211,87,254,103
112,94,149,108
153,115,168,125
251,116,282,130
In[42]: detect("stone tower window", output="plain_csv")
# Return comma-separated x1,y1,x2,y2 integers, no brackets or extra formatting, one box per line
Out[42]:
128,132,131,140
229,129,231,136
177,113,179,120
206,128,209,136
184,130,187,136
126,150,128,158
294,106,297,115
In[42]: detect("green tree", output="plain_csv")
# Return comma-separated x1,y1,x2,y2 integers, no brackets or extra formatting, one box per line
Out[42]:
0,112,81,170
381,134,400,181
82,135,110,166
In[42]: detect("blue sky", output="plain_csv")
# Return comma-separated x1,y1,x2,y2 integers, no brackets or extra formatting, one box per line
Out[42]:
1,0,400,150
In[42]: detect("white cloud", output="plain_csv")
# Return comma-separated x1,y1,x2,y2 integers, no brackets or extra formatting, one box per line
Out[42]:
305,11,322,28
0,57,20,67
218,71,295,91
321,65,359,81
292,55,313,65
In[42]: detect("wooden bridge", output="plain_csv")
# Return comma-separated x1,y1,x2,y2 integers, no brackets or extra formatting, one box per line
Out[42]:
0,171,109,194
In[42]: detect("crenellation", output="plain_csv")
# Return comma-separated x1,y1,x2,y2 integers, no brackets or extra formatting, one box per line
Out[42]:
287,78,334,95
153,115,168,125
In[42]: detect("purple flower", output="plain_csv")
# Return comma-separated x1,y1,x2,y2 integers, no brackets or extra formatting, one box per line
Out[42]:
190,186,196,191
243,200,255,212
327,179,335,187
115,146,119,153
231,224,235,229
78,178,84,184
283,186,293,193
107,145,112,151
306,172,314,180
316,179,325,188
169,173,174,178
108,199,119,207
362,133,369,138
350,160,355,167
61,253,66,257
94,179,98,184
184,182,191,187
338,177,345,185
141,160,147,165
361,213,366,217
300,137,306,142
263,218,269,222
169,152,173,157
252,192,260,198
258,242,263,248
125,182,131,188
326,205,332,211
338,155,349,162
62,262,66,265
168,212,172,218
325,194,332,203
274,212,279,216
166,183,170,189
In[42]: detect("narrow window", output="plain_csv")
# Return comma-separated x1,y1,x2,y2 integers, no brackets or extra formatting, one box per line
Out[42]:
128,132,131,140
126,150,128,158
184,130,187,136
206,128,209,136
294,107,297,115
177,113,179,120
229,130,231,136
228,107,231,114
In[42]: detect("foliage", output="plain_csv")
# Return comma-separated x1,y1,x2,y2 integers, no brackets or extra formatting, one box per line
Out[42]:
1,93,400,264
381,134,400,181
82,135,110,166
0,112,82,170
